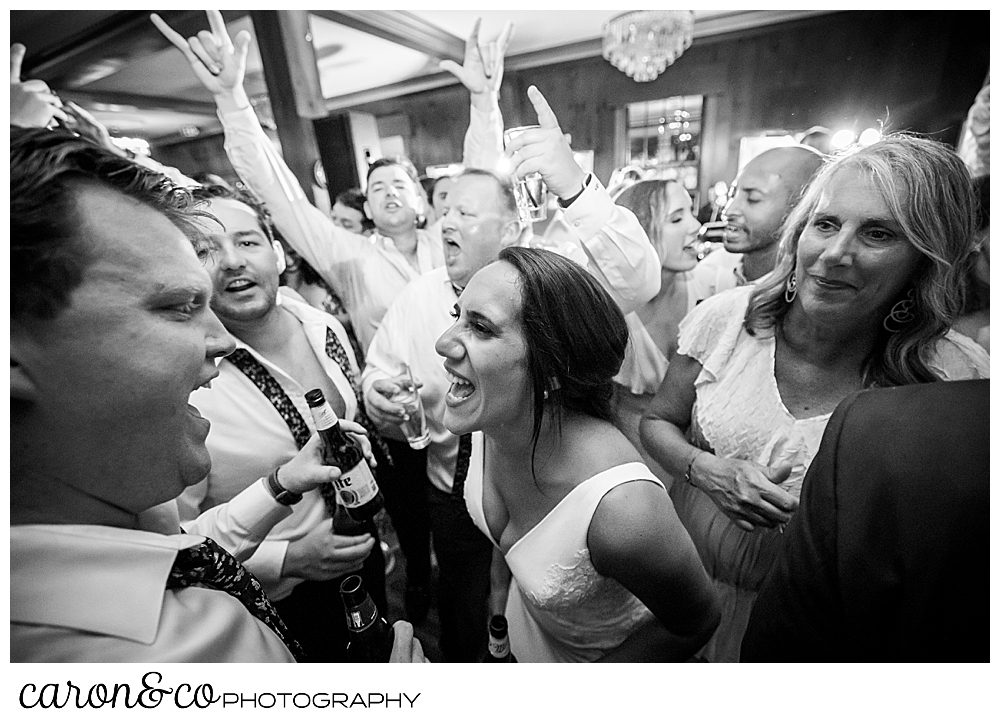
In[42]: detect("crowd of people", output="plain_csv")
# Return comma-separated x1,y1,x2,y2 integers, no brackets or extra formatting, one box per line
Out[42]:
10,10,989,664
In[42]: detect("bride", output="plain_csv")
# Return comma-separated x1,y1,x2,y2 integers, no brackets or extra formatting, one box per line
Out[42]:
435,246,720,662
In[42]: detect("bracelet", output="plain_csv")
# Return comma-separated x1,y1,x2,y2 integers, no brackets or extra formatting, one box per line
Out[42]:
684,450,705,487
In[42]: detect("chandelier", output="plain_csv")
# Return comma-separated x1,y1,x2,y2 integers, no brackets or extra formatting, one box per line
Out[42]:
602,10,695,83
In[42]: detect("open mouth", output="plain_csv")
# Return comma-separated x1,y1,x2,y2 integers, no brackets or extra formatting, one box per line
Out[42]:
445,370,475,404
225,278,255,293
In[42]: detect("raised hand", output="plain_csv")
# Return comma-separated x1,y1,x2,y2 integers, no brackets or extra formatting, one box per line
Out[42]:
501,85,586,200
10,43,67,129
63,101,126,156
439,17,514,99
150,10,250,98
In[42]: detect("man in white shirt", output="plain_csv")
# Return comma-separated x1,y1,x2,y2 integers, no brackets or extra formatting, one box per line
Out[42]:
362,85,660,661
10,128,303,662
153,12,512,623
176,184,391,662
692,145,824,296
10,126,428,663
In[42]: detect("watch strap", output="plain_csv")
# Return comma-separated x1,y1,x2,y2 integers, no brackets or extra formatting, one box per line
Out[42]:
266,468,303,506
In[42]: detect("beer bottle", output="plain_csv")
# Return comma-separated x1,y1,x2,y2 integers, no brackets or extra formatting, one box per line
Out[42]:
482,614,517,662
340,574,394,663
305,389,384,523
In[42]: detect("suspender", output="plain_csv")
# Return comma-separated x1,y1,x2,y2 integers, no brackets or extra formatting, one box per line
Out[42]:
226,326,393,515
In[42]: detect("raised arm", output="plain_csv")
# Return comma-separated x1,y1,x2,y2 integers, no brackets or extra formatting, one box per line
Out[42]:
503,86,660,314
150,11,369,292
10,43,68,129
439,18,513,171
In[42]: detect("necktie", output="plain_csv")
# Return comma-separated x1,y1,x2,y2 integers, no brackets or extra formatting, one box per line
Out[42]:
452,433,473,497
166,536,307,662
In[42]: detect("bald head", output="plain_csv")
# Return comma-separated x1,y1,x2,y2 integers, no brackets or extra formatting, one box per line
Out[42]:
750,145,825,200
722,145,825,268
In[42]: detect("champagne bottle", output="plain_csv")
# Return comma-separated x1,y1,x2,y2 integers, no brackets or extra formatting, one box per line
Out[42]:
340,574,394,663
305,388,384,523
482,614,517,662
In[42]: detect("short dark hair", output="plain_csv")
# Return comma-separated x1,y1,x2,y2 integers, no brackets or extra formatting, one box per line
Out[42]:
189,182,276,243
366,155,419,186
334,187,374,231
497,246,628,471
419,175,438,200
11,127,202,320
456,168,520,222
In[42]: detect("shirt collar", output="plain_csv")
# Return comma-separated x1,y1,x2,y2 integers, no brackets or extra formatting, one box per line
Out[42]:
11,525,204,644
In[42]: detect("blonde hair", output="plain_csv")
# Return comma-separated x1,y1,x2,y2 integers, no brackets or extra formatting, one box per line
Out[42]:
745,134,978,387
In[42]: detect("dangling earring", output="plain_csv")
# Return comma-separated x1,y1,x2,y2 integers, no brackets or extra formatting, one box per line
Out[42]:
883,287,916,332
784,272,798,303
543,375,561,401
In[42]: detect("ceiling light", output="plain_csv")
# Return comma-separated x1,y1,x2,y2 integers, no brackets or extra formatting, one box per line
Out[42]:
831,130,856,151
858,128,881,146
602,11,695,83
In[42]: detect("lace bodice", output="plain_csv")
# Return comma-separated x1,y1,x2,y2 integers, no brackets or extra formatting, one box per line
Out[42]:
464,439,659,662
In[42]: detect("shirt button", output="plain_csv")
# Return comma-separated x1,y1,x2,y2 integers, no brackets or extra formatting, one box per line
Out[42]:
574,221,581,227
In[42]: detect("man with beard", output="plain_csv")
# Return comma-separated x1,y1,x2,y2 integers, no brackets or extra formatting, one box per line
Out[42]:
694,146,824,294
178,184,390,662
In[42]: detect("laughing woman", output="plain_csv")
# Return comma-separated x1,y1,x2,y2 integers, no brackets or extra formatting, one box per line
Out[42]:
435,246,720,662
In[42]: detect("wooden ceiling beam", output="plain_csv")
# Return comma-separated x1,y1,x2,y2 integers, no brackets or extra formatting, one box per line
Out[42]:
313,10,465,64
56,88,217,117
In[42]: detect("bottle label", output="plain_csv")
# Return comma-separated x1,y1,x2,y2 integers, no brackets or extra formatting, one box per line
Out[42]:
312,404,338,431
488,637,510,658
333,461,379,508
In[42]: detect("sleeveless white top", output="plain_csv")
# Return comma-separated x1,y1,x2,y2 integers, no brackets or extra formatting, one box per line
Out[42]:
464,433,661,662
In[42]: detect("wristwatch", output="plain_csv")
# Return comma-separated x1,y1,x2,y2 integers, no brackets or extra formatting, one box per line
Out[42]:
266,467,303,506
558,173,591,208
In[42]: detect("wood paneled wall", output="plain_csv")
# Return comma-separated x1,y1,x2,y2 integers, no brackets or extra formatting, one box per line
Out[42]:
155,11,988,207
353,11,989,203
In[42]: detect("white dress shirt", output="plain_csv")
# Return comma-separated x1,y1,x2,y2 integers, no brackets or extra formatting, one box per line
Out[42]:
218,102,502,352
690,247,745,299
11,524,295,663
180,290,361,600
363,175,659,493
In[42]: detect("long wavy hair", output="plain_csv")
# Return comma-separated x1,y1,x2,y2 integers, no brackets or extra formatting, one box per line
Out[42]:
744,134,978,388
614,179,684,260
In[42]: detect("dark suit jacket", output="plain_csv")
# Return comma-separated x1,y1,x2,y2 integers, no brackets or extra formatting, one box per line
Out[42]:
741,380,989,662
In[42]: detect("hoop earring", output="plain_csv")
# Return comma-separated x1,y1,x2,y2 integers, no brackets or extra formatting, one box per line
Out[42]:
784,273,797,303
883,288,916,333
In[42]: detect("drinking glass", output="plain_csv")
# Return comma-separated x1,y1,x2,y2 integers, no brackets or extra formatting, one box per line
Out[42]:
392,364,430,449
503,125,549,225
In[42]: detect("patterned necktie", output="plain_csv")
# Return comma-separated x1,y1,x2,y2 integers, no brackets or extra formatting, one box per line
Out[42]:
227,332,392,519
166,536,307,662
452,433,473,497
